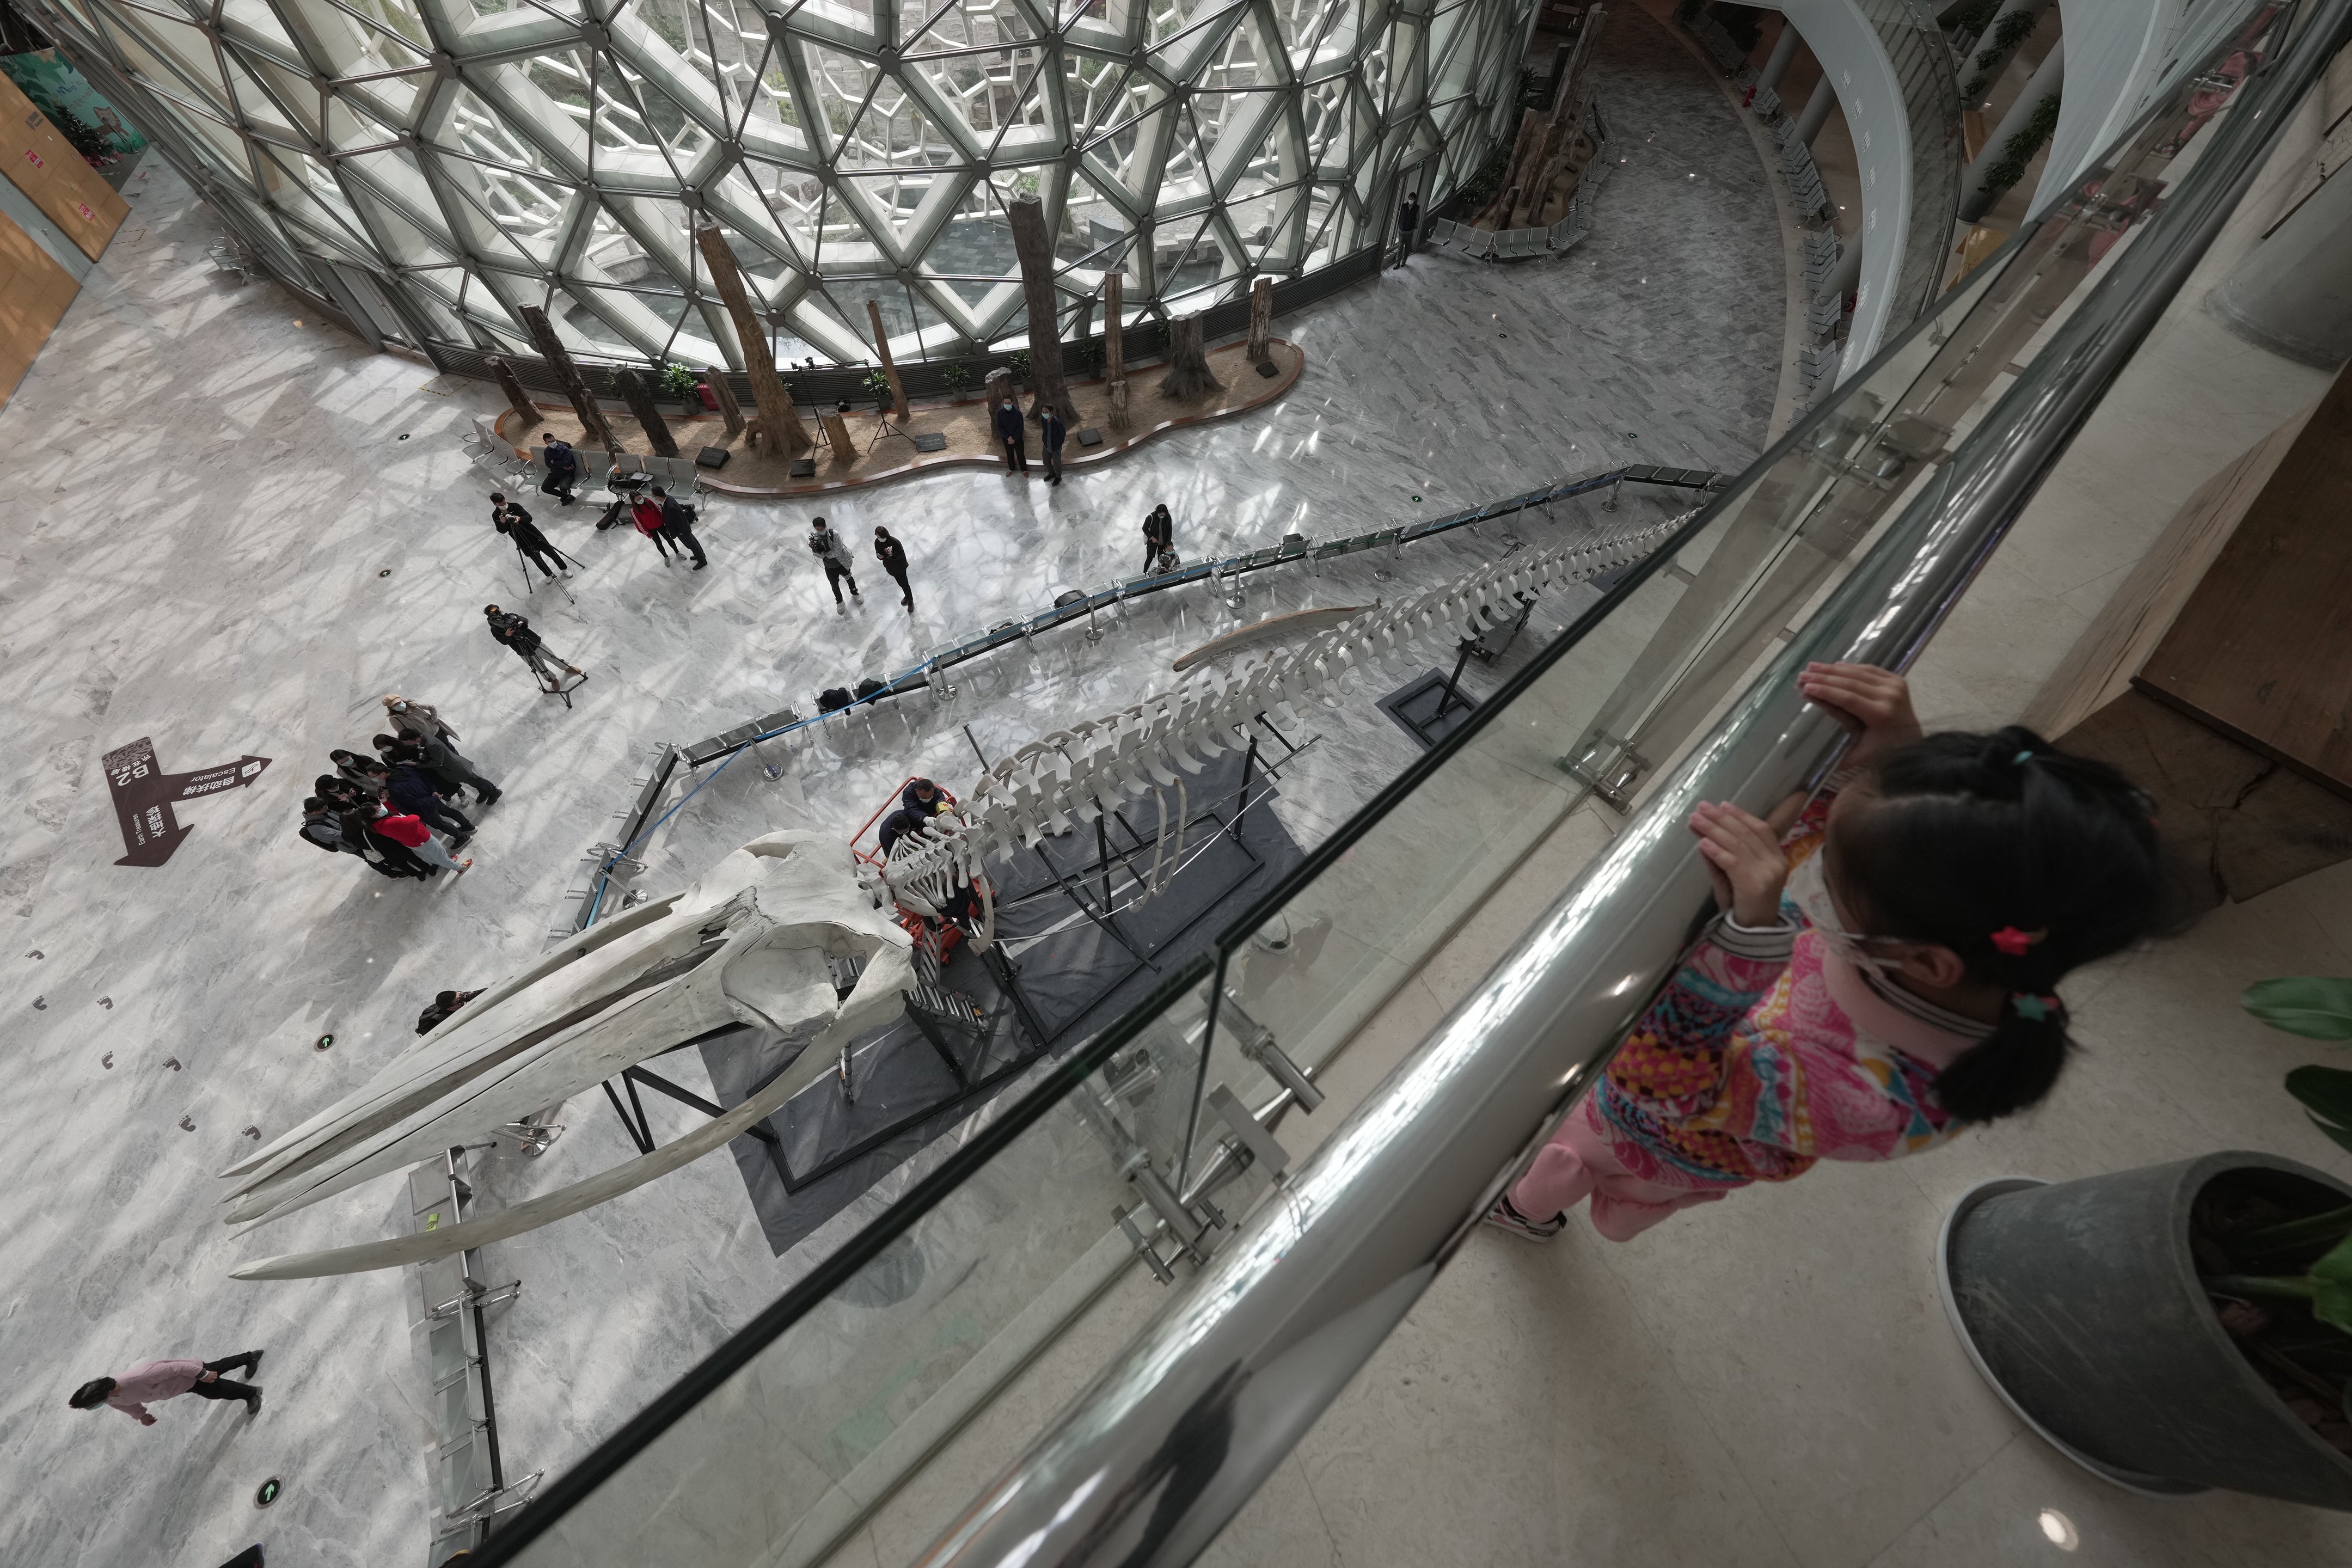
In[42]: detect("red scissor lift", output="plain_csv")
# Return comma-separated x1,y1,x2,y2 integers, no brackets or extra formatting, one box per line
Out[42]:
851,777,992,973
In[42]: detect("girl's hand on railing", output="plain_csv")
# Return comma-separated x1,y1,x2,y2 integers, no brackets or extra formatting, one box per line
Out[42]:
1798,661,1921,770
1689,801,1788,927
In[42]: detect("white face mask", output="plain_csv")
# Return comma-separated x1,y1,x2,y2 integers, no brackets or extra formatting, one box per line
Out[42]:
1787,855,1904,973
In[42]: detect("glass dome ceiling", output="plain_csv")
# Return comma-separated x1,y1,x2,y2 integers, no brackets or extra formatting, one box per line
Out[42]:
28,0,1530,369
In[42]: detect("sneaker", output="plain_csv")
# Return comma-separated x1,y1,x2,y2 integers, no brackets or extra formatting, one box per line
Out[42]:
852,591,863,603
1482,1193,1565,1241
246,1391,262,1417
692,561,706,571
835,603,846,616
455,859,474,876
241,1350,264,1377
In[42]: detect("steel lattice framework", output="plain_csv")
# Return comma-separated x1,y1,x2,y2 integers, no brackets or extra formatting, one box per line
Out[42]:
27,0,1531,369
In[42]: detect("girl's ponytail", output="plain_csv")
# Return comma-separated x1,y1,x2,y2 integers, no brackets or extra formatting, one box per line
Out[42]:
1930,991,2071,1123
1836,725,2174,1124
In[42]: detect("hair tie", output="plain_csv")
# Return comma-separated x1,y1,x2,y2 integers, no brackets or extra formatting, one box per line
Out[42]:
1989,926,2045,956
2011,749,2035,766
2011,993,2061,1021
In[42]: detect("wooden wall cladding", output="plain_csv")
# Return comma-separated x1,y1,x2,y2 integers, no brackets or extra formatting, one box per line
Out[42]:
2136,360,2352,797
0,202,79,408
0,70,126,261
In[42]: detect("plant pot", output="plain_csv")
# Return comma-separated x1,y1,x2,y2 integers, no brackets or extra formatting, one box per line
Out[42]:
1940,1153,2352,1510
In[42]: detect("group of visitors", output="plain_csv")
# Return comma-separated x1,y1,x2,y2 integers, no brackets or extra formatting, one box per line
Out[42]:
806,518,917,614
298,696,495,881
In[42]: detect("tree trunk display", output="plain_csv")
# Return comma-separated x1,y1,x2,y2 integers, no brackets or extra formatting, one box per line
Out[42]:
694,223,812,456
517,303,620,455
865,299,907,418
1475,109,1545,229
703,364,744,439
1007,194,1080,425
1158,313,1222,401
616,367,679,457
1246,275,1273,364
820,409,857,464
984,366,1015,414
486,356,541,430
1104,272,1130,430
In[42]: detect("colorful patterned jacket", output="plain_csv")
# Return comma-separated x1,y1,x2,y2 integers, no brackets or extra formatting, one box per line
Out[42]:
1590,783,1987,1190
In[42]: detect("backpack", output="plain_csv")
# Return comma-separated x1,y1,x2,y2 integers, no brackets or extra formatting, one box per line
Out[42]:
299,818,345,853
854,677,886,700
817,686,853,713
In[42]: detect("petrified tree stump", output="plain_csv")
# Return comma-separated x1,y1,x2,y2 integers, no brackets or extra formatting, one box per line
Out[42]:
486,356,541,429
703,364,744,438
984,366,1015,415
694,223,812,456
1246,276,1273,364
616,368,679,457
1007,194,1080,425
1104,272,1130,431
1157,313,1222,401
865,299,907,418
518,303,620,456
820,409,857,463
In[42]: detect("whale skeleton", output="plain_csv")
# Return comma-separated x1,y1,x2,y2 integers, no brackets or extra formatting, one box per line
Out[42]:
862,514,1685,919
226,516,1680,1282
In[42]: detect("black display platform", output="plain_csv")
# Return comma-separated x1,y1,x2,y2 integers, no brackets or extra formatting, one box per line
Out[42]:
700,741,1304,1255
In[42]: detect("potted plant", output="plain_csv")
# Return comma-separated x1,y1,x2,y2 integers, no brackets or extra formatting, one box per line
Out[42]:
1936,977,2352,1509
657,362,703,412
860,367,895,414
940,360,972,396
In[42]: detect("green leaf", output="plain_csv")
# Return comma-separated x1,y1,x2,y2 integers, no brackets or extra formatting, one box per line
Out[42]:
2243,977,2352,1040
2313,1234,2352,1334
2288,1067,2352,1158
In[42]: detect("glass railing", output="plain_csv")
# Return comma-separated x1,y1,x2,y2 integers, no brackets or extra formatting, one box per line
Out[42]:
464,1,2345,1561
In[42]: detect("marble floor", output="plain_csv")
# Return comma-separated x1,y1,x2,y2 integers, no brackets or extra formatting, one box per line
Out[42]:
0,9,1785,1565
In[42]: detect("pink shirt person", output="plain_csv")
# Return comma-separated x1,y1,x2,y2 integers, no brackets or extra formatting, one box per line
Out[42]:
105,1359,207,1424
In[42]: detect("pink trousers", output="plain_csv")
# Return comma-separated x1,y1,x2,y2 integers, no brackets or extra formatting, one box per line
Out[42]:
1509,1100,1729,1241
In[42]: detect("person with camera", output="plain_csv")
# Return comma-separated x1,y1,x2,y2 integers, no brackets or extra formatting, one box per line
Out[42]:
807,517,861,612
491,493,572,580
484,604,582,690
1143,503,1175,575
653,485,707,570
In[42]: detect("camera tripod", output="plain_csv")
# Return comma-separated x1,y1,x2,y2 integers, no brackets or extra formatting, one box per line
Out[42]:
514,538,577,604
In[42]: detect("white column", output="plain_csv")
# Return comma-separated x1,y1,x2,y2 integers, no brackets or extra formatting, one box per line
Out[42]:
2209,166,2352,367
1756,21,1802,94
1957,40,2064,222
1794,78,1836,146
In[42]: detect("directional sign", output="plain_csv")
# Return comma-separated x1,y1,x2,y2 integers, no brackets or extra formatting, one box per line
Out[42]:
102,737,272,868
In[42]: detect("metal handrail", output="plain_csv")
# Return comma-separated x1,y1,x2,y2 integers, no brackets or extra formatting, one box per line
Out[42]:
913,3,2352,1563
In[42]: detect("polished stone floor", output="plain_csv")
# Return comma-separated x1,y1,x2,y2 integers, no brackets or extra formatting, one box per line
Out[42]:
0,8,1784,1563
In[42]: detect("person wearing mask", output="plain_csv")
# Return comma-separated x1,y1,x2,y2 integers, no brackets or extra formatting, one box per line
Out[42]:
1143,504,1174,575
381,695,460,745
485,605,583,690
387,759,474,846
491,494,572,580
652,485,707,570
1039,404,1068,485
902,776,955,819
372,803,472,877
873,526,913,611
330,749,390,800
807,517,861,612
380,697,499,804
630,492,676,562
992,396,1028,473
1392,189,1420,268
311,774,358,811
376,733,462,798
70,1351,265,1423
540,434,579,505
